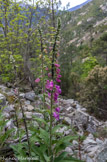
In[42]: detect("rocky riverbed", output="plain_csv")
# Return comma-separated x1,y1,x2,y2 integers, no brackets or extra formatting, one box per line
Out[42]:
0,85,107,162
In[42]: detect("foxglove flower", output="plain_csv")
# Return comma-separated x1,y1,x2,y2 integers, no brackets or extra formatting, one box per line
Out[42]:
35,78,40,83
55,107,60,113
53,112,59,120
54,92,58,101
56,78,61,83
56,68,60,74
55,63,60,68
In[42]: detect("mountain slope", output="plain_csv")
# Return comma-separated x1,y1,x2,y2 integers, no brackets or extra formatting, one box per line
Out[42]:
68,0,93,12
59,0,107,99
61,0,107,46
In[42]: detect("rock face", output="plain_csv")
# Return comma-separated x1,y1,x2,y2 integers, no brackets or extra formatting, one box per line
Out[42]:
58,98,107,161
0,93,6,108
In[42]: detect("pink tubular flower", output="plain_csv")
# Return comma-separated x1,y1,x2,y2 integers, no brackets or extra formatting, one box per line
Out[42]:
55,63,60,68
55,107,60,113
54,92,58,101
55,85,61,94
57,74,62,78
56,68,60,74
35,78,40,83
46,80,54,91
46,67,48,71
49,81,54,91
53,112,59,120
56,78,61,83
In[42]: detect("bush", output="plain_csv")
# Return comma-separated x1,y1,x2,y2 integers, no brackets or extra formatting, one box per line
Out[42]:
79,65,107,120
81,56,98,79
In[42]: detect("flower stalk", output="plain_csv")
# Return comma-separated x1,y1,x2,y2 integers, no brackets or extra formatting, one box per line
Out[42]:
49,19,61,161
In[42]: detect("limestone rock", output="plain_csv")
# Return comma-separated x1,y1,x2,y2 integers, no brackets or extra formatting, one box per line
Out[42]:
25,91,36,102
63,117,71,125
74,110,89,125
26,105,34,111
95,140,107,162
33,112,44,119
19,93,25,98
3,112,10,118
3,105,14,113
24,112,33,119
57,126,68,134
65,147,73,155
24,100,31,105
5,120,16,130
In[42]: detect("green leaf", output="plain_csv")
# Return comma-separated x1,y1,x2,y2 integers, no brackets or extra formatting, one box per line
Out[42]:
31,144,46,161
55,135,78,154
54,152,68,162
52,124,65,134
54,152,83,162
33,117,48,126
39,128,49,146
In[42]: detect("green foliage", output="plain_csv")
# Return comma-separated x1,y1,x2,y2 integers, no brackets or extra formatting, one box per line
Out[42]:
11,116,82,162
0,107,14,149
79,65,107,119
81,56,98,78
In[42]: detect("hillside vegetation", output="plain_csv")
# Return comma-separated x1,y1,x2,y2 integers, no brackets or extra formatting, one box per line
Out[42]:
0,0,107,118
59,0,107,119
0,0,107,161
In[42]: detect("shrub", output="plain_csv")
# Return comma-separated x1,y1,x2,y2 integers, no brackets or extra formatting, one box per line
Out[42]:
79,65,107,120
81,56,98,79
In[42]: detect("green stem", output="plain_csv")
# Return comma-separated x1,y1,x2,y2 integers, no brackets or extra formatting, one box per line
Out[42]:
49,91,53,162
38,27,46,116
49,19,61,162
18,92,31,160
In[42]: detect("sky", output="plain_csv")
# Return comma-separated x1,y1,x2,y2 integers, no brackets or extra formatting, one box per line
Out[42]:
17,0,87,9
61,0,87,8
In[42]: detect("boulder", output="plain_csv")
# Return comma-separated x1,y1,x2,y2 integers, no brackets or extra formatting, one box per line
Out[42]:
74,110,89,125
3,112,10,119
19,93,25,98
25,92,36,102
63,117,71,125
5,120,16,130
24,112,33,119
86,123,96,134
26,105,34,111
65,147,73,155
33,112,44,119
95,140,107,162
24,100,31,105
3,105,14,113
